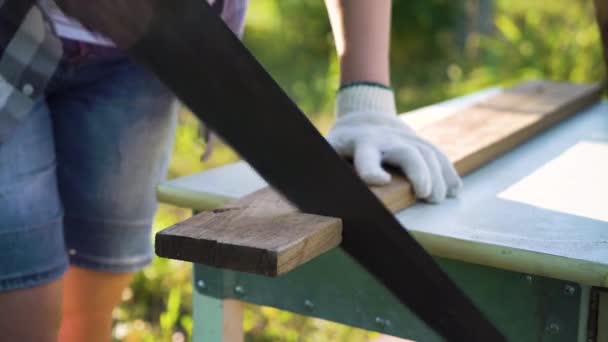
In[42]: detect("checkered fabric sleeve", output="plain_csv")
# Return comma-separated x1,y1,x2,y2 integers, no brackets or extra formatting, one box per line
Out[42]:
0,0,62,143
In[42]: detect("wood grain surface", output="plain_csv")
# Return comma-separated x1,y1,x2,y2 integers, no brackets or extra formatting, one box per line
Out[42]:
156,81,603,276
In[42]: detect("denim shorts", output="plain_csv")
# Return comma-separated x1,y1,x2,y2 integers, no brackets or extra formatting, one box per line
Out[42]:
0,39,177,291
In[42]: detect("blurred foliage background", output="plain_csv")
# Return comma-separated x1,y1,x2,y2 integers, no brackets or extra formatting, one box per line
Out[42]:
113,0,604,340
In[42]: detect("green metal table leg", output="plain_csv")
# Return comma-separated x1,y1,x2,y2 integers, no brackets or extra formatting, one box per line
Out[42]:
192,274,244,342
189,207,225,342
193,287,224,342
596,290,608,342
577,286,591,342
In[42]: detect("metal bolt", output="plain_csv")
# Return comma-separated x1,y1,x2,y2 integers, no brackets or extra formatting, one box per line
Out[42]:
304,300,314,310
196,280,206,290
375,317,387,327
234,285,245,296
546,323,560,335
525,275,533,282
564,284,576,295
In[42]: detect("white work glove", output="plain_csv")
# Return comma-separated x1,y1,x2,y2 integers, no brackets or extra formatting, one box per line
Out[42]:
327,83,462,203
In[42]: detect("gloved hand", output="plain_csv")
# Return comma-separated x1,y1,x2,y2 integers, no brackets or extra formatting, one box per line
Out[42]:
327,83,462,203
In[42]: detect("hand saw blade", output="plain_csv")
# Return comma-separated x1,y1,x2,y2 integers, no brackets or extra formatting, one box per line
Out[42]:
125,1,505,340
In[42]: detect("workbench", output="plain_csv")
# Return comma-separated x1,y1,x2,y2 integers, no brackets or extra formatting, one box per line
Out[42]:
157,87,608,341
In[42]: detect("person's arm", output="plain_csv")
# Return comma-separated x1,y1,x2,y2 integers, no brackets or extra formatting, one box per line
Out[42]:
324,0,462,203
325,0,391,86
54,0,153,47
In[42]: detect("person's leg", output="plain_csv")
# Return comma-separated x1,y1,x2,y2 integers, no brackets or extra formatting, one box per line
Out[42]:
0,279,64,342
0,100,69,341
59,267,133,342
48,40,177,341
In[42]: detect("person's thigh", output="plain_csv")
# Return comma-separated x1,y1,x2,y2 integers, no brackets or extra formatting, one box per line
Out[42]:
0,100,68,290
0,100,67,341
49,43,177,273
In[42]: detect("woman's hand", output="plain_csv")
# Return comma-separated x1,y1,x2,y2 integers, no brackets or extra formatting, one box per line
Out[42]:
327,85,462,203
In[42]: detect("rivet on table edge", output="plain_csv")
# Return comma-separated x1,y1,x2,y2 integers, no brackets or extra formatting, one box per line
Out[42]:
545,322,560,335
564,284,576,295
375,317,391,329
234,285,245,296
304,299,314,310
196,280,206,290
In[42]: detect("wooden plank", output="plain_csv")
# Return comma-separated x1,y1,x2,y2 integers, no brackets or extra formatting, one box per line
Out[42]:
222,300,244,342
367,81,603,212
158,187,342,276
156,81,603,276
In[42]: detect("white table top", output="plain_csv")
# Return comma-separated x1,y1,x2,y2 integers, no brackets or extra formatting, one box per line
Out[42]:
159,88,608,286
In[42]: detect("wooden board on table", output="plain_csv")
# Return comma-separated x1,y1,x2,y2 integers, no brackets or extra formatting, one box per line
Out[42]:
156,81,603,276
157,187,342,276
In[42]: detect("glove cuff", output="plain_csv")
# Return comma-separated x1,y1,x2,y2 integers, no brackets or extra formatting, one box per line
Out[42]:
336,83,397,117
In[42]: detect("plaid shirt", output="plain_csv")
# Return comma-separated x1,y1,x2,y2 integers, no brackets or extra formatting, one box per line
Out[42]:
0,0,247,144
0,0,62,143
